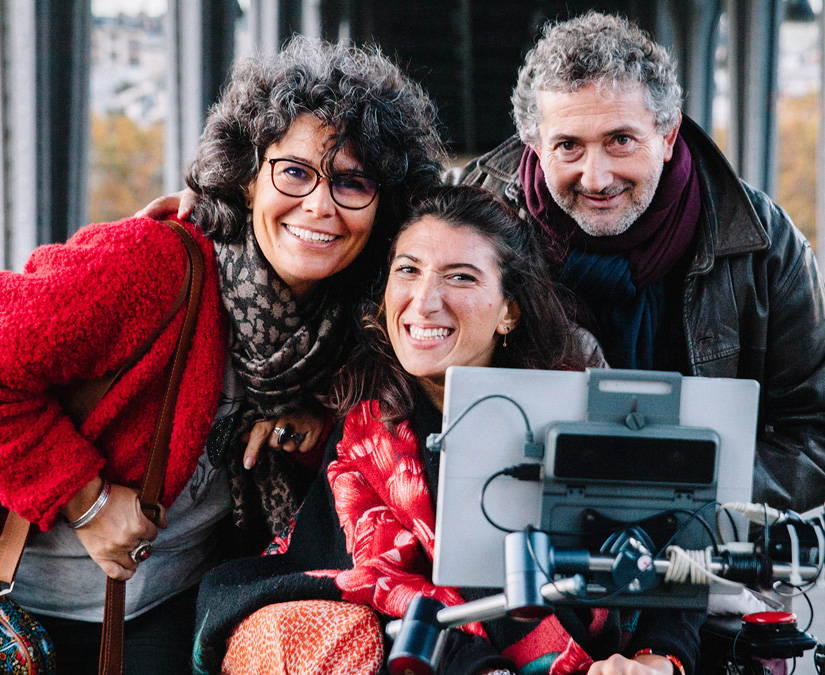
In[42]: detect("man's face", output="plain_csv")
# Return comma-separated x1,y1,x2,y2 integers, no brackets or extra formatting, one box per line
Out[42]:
533,83,680,237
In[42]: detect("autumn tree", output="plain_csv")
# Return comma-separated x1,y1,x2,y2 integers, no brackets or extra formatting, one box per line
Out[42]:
776,92,818,248
88,113,164,223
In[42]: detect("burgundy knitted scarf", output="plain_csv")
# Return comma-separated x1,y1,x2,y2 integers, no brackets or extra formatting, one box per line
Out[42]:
518,134,701,288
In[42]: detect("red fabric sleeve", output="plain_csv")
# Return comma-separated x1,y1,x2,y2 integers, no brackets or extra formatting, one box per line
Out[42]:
327,402,485,636
0,218,192,530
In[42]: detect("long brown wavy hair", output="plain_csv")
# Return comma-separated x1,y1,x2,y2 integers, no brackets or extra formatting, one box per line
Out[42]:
331,185,598,428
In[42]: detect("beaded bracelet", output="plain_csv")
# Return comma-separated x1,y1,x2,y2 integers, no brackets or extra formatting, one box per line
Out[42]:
68,480,112,529
633,648,685,675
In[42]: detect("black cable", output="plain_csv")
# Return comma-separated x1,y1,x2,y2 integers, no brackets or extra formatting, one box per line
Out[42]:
652,500,721,559
800,589,814,633
479,463,542,534
730,628,745,675
429,393,534,451
666,507,720,554
479,469,518,534
523,525,583,602
524,525,551,579
725,507,741,543
715,503,742,544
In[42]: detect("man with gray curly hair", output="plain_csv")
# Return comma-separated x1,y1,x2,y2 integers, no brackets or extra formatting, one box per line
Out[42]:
461,12,825,518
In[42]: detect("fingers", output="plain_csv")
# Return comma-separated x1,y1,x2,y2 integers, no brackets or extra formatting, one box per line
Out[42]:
267,422,306,453
133,193,182,219
99,559,137,581
244,420,275,469
271,410,324,453
276,425,302,453
587,653,667,674
243,411,326,467
297,422,321,454
178,188,198,219
72,484,159,580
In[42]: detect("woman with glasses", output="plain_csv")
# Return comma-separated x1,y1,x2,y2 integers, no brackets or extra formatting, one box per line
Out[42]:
0,37,442,673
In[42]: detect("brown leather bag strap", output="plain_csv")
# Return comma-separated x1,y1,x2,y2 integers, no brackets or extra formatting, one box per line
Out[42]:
59,256,191,426
138,221,205,512
99,577,127,675
98,221,205,675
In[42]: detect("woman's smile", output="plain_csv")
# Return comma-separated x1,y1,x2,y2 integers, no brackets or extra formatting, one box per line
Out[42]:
282,223,341,244
406,324,454,342
385,215,518,381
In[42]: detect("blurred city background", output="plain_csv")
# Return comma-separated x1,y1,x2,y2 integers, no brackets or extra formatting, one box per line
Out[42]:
0,2,822,670
0,0,821,271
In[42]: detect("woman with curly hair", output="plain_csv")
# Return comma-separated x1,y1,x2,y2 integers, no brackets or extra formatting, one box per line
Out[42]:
0,37,443,673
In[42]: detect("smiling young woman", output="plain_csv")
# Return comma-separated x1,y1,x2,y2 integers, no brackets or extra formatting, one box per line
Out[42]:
384,214,520,388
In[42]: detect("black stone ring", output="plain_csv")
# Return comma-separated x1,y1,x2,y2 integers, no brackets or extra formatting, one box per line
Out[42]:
272,423,305,448
271,423,296,446
129,540,152,564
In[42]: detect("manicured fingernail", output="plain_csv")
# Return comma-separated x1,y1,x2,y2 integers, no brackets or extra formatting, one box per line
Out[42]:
243,458,253,470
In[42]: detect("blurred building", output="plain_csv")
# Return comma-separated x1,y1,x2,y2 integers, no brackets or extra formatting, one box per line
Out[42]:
91,13,167,125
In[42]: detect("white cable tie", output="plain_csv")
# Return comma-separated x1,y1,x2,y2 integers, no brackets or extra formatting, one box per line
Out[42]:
665,546,742,588
719,502,785,526
786,523,803,586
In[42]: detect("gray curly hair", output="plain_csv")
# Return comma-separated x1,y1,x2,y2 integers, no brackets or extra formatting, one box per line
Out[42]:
186,37,445,268
512,12,682,146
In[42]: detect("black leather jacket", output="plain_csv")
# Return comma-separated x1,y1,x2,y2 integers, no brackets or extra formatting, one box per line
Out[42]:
457,116,825,513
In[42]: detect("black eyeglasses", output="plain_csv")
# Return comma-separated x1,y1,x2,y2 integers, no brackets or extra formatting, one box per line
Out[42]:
266,158,380,210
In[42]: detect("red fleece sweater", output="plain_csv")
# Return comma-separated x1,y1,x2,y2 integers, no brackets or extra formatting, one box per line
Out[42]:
0,217,226,531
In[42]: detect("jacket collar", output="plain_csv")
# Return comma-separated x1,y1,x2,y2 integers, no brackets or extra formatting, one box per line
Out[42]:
477,116,771,276
678,116,769,275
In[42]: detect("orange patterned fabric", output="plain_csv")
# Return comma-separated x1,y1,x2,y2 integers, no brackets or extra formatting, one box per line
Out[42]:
221,600,383,675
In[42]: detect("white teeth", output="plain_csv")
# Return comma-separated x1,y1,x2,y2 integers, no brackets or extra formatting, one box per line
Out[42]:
285,224,337,242
409,326,452,340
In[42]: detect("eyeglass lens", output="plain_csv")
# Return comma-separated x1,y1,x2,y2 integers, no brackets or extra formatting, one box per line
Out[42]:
268,159,378,209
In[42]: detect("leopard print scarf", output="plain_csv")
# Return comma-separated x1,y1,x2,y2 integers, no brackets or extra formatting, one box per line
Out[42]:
212,223,344,536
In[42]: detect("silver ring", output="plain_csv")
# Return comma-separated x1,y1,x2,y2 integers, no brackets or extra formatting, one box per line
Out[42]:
129,540,152,564
271,425,288,446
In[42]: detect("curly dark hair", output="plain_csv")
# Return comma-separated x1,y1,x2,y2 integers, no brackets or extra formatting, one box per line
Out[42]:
332,185,598,426
513,11,682,146
186,36,445,292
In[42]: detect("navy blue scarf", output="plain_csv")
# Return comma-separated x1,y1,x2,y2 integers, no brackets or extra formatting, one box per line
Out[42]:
561,252,664,369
